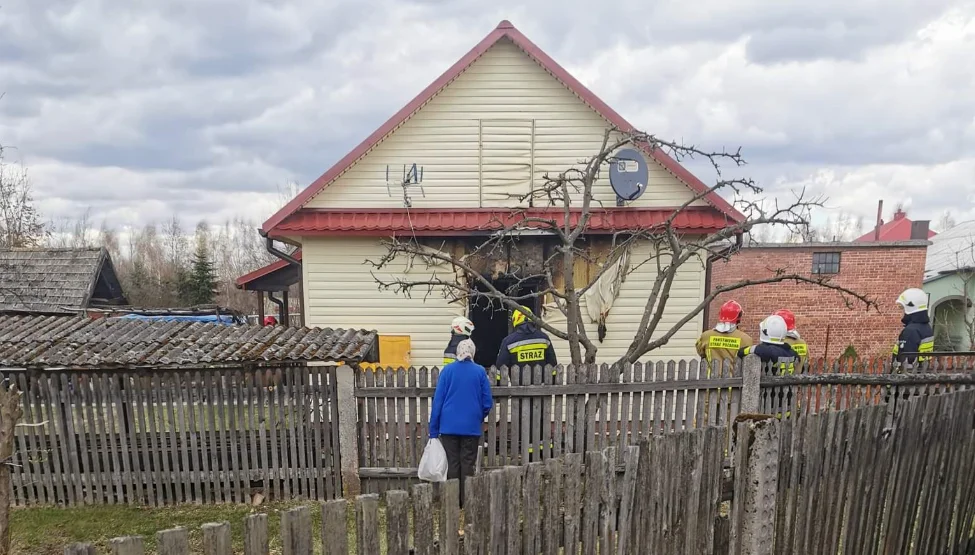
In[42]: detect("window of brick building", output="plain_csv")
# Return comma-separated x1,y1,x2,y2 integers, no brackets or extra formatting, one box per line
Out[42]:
812,252,841,274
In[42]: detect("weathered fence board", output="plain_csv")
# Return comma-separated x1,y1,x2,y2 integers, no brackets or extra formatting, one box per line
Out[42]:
356,361,744,488
1,365,342,507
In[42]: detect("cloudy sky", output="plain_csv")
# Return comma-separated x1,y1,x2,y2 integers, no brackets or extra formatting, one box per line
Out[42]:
1,0,973,234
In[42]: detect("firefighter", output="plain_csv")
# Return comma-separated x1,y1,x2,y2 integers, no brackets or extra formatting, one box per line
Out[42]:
737,314,799,376
739,314,800,417
696,300,753,374
496,305,557,374
774,309,809,373
892,288,934,371
443,316,475,365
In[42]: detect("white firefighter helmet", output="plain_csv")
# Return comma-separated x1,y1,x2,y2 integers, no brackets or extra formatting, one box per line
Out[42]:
759,315,788,345
451,316,475,336
896,288,928,315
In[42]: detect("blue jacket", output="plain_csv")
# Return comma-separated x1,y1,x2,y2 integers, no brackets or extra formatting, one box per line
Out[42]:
429,360,494,438
496,324,558,368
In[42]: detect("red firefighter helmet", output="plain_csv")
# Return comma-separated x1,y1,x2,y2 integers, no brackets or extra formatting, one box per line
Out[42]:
718,300,743,324
773,309,796,331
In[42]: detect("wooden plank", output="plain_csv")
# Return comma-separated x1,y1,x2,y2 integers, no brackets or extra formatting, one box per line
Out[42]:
296,368,311,499
202,371,221,504
327,366,344,498
489,471,507,555
322,499,349,555
385,490,410,555
532,365,543,461
541,458,562,555
553,365,564,458
63,543,96,555
395,369,408,475
128,373,155,506
498,373,511,465
281,506,313,555
307,366,324,500
226,371,244,503
202,522,232,555
144,373,165,506
244,513,269,555
9,373,30,505
268,368,282,501
509,366,522,464
356,494,381,555
581,451,602,555
675,360,688,432
381,368,394,473
171,372,191,504
364,368,377,482
113,374,137,505
156,527,189,554
187,371,205,504
522,462,543,553
211,370,231,504
562,453,583,554
487,380,498,468
408,367,420,469
502,467,522,555
79,372,101,504
109,536,145,555
54,373,79,505
256,369,270,500
284,367,300,500
440,479,462,555
159,373,178,504
412,483,436,555
619,363,632,448
615,446,639,555
26,373,54,504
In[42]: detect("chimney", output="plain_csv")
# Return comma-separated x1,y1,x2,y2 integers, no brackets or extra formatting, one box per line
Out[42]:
894,208,907,221
910,220,930,240
873,200,884,241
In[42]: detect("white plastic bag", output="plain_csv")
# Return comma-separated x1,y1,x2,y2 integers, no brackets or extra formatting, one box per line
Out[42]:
417,438,448,482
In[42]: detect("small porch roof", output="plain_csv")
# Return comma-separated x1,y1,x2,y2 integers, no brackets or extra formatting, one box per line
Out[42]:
236,251,303,292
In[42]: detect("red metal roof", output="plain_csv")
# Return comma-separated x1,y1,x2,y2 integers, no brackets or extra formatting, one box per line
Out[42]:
855,209,937,242
235,250,303,288
271,208,731,236
261,20,744,234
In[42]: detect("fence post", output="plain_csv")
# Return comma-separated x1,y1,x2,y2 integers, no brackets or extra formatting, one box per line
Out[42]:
740,355,762,414
332,363,361,496
64,544,96,555
729,419,780,555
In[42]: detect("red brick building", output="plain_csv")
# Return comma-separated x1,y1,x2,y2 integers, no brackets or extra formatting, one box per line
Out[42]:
706,241,929,361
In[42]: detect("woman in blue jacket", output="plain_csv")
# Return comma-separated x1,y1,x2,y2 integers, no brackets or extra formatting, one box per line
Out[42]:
429,339,494,507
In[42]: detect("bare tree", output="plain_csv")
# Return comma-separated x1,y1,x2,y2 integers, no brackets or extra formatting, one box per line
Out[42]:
0,146,43,248
936,210,957,233
368,129,874,366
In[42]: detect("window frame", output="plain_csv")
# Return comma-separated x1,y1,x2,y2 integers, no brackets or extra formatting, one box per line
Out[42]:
811,251,842,275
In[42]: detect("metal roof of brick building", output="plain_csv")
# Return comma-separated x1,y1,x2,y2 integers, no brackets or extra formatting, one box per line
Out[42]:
0,315,378,368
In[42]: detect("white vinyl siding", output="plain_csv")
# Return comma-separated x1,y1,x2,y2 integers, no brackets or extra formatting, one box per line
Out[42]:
302,236,705,367
305,39,706,210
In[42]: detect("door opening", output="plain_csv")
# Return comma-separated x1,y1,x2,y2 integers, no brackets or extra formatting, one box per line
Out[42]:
469,278,541,368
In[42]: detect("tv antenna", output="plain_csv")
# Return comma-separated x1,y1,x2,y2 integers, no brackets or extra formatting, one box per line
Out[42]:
386,163,426,208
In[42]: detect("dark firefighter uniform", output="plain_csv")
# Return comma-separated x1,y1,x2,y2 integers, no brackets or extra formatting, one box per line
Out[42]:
738,343,799,376
892,311,935,370
497,324,558,369
443,333,467,365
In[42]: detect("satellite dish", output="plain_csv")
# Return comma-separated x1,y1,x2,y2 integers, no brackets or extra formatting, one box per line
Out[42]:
609,148,649,204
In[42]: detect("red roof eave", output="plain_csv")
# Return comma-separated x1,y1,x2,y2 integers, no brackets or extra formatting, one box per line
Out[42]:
235,250,303,289
261,20,744,236
268,207,731,237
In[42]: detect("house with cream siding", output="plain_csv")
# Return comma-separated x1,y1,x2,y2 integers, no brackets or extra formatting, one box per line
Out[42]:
251,20,744,367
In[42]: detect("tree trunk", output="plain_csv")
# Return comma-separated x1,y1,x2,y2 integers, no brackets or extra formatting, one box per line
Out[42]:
0,383,23,555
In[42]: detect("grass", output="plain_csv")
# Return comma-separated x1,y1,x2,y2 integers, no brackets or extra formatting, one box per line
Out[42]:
11,501,374,555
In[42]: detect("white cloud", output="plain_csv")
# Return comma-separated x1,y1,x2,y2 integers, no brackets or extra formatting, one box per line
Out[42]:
0,0,972,230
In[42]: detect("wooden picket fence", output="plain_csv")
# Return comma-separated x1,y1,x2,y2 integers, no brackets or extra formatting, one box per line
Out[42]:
355,360,741,491
768,388,975,554
2,364,342,507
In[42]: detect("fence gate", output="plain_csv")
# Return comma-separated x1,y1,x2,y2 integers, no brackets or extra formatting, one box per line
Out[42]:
3,363,343,506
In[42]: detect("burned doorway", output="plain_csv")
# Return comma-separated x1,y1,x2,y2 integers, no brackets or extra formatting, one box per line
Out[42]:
469,278,542,368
